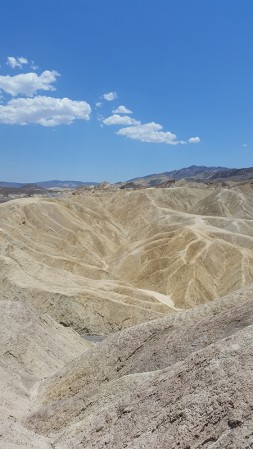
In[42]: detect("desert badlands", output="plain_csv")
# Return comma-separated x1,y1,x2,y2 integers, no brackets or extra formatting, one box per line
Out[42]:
1,179,253,448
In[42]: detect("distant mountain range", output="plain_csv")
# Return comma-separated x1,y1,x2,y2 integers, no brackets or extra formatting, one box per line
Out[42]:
127,165,253,186
1,166,253,190
0,182,24,188
0,180,98,189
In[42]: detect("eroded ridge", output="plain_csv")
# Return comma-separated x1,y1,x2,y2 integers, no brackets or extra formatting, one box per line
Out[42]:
0,184,253,333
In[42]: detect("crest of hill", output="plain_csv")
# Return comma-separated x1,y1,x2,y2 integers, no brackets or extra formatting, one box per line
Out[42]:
0,184,52,204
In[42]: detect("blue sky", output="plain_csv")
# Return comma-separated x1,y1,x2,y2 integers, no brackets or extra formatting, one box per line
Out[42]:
0,0,252,182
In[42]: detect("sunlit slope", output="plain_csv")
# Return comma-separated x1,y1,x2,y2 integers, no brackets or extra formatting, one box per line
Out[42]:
26,285,253,449
190,184,253,218
108,187,253,307
0,195,172,334
0,184,253,332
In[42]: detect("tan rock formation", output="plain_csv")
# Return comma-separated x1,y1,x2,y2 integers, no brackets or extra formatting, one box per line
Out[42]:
0,184,253,333
25,285,253,448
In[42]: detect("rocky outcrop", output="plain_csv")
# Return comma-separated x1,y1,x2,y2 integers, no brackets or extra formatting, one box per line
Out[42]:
25,286,253,448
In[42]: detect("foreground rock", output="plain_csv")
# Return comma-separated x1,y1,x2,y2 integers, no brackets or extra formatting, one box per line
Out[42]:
0,300,90,448
25,285,253,448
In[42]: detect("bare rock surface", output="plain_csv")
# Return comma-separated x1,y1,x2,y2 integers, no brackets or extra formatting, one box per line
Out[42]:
0,300,90,448
0,184,253,334
25,286,253,448
0,183,253,448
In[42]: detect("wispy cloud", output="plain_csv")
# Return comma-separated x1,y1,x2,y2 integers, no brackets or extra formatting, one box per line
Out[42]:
242,143,247,148
112,105,132,114
0,96,91,126
0,70,59,97
103,91,118,101
6,56,28,69
30,60,39,70
103,114,140,126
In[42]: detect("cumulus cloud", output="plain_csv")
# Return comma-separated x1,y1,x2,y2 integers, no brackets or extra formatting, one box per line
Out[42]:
0,70,59,97
101,103,200,145
103,114,140,126
188,137,200,144
103,91,118,101
0,95,91,126
116,122,181,144
95,101,103,108
7,56,28,69
112,105,133,114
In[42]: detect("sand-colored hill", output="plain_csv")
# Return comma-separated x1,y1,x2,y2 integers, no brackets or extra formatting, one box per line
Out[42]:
25,285,253,448
1,182,253,447
0,183,253,333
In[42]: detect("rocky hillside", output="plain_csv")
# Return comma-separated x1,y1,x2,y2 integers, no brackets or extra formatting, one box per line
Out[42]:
0,183,253,334
24,284,253,448
1,180,253,448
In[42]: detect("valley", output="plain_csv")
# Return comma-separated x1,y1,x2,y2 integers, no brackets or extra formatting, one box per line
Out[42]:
0,178,253,448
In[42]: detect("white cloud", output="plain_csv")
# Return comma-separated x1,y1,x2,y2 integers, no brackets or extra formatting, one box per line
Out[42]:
18,57,28,65
103,114,140,126
0,70,59,97
112,105,133,114
116,122,181,144
7,56,28,69
95,101,103,108
103,91,118,101
0,95,91,126
101,104,200,145
188,137,200,143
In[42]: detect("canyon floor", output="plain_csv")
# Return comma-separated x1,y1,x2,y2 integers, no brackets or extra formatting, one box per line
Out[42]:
0,182,253,448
